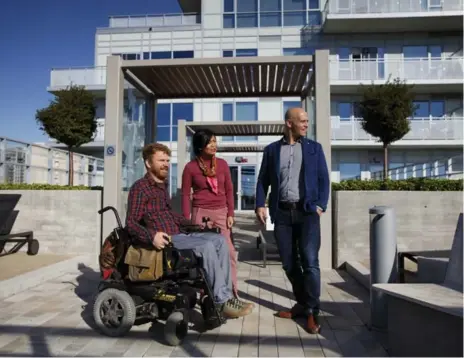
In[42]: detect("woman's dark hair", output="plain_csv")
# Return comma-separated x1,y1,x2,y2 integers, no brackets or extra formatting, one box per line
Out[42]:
192,129,215,156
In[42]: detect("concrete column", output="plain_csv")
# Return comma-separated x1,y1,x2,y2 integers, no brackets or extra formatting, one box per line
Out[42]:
314,49,332,269
103,56,125,237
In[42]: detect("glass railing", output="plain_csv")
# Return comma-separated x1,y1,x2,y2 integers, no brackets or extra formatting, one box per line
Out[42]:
109,13,201,28
331,117,464,141
0,137,104,186
330,57,464,82
326,0,463,15
50,67,107,88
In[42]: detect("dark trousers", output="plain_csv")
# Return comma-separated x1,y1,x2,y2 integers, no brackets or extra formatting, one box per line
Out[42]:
273,206,321,315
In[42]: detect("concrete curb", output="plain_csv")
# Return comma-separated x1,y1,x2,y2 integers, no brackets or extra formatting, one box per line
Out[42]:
345,261,370,290
0,254,97,300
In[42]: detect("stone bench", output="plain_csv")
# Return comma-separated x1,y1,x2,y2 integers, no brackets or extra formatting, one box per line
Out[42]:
0,194,38,257
373,213,463,357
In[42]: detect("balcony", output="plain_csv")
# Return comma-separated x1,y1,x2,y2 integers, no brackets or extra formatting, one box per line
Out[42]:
330,57,464,93
108,13,201,29
323,0,463,33
48,67,107,92
331,117,463,145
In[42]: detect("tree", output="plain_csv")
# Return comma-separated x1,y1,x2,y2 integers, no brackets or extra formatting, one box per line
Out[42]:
36,85,97,186
358,78,416,180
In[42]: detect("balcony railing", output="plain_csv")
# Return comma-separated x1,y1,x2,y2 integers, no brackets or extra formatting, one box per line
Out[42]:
331,57,464,82
331,117,463,141
326,0,463,15
50,67,107,88
109,13,201,28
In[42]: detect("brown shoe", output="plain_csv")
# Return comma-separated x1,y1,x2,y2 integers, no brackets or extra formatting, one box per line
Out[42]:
276,304,305,319
222,298,252,319
306,314,321,334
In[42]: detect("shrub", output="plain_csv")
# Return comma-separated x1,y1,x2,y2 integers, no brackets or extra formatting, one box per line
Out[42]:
333,178,463,191
0,183,102,191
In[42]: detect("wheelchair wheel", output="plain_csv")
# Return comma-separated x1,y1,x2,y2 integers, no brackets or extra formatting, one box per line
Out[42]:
27,239,39,255
164,311,188,346
93,288,136,337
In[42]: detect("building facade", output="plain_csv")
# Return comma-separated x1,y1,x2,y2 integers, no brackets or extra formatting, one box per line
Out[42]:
48,0,464,211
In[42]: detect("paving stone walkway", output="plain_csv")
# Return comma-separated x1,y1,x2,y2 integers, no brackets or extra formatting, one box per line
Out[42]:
0,222,389,357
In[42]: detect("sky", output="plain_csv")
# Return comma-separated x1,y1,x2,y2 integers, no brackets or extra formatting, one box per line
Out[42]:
0,0,182,143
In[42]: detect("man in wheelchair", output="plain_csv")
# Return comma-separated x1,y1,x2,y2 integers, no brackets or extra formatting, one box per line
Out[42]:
125,143,253,320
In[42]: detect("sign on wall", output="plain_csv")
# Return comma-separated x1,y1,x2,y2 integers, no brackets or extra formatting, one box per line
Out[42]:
105,145,116,157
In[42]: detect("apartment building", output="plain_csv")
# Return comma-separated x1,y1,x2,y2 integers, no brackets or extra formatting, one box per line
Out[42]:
47,0,463,211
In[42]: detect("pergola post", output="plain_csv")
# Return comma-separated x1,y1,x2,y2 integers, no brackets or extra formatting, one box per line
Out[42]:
145,95,157,144
172,119,187,213
103,55,125,237
313,49,333,269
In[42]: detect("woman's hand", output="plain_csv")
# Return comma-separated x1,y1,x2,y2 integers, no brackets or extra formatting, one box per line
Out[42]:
227,216,234,229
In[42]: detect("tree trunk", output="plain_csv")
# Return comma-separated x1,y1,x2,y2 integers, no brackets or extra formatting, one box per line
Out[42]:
383,143,389,180
68,148,74,186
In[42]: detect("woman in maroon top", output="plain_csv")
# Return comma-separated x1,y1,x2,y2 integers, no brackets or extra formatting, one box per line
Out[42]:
181,129,240,297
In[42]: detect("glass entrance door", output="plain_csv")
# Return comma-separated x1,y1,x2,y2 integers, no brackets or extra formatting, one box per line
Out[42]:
229,166,239,211
229,165,257,212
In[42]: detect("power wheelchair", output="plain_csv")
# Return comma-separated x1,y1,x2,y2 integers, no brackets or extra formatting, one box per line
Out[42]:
93,206,226,346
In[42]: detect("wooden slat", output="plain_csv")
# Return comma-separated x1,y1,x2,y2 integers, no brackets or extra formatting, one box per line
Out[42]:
178,66,202,95
148,68,177,95
227,65,242,95
288,63,304,93
259,64,268,93
164,67,193,96
282,64,295,93
275,64,285,94
268,64,276,94
211,65,229,95
236,64,247,95
295,63,312,94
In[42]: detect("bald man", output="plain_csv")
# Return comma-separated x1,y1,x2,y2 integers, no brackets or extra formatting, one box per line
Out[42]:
255,107,330,334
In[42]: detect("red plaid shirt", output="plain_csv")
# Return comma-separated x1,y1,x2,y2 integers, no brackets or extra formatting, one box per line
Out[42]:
126,173,186,245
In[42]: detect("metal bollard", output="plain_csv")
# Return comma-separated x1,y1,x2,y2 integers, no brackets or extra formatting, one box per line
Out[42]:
369,205,398,331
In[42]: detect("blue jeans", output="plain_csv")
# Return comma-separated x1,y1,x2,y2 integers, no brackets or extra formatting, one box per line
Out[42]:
273,207,321,315
171,232,233,304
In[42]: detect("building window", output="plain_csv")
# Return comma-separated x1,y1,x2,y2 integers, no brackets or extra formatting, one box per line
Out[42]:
223,0,321,28
122,53,140,60
237,49,258,57
410,100,445,120
173,51,194,59
222,102,258,141
170,163,178,198
222,49,258,57
260,0,282,27
283,0,306,26
237,0,258,28
172,103,193,140
283,47,314,56
150,51,172,59
338,102,353,121
224,0,234,12
142,51,194,60
283,101,301,117
156,103,193,142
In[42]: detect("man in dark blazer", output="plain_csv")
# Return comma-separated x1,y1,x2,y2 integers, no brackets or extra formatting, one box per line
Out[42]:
255,107,330,334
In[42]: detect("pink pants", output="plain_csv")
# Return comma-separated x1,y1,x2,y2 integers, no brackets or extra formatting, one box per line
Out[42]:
191,206,238,296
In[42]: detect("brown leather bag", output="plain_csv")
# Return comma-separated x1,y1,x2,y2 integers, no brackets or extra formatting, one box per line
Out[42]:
124,245,164,281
